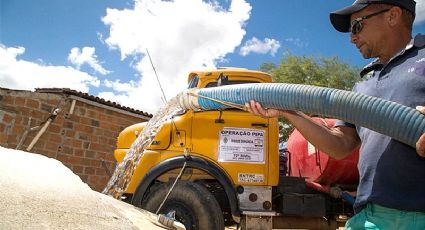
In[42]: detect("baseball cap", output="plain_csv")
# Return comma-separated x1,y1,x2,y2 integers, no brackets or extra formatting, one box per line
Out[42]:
330,0,416,32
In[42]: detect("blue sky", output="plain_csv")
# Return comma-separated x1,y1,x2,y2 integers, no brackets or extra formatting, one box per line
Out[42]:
1,0,424,113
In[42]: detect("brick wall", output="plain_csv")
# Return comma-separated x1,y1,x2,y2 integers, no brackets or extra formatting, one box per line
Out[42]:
0,88,150,192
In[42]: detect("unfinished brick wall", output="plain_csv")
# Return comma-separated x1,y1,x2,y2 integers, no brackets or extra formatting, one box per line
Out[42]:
0,88,150,192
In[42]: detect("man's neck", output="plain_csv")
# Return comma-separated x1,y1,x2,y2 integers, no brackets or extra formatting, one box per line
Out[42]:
378,33,412,64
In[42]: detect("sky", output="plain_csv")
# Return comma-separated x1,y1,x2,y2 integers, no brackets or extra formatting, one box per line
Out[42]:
1,0,424,114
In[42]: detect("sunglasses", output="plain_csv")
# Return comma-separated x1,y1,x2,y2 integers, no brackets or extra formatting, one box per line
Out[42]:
350,8,390,34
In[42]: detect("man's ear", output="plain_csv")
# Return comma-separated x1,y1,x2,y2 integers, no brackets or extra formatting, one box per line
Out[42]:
388,6,402,26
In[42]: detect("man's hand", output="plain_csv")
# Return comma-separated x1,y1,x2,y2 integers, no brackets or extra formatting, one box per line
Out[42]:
416,106,425,157
245,100,281,118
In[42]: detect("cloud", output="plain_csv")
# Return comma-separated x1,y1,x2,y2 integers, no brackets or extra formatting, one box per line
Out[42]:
0,44,100,92
103,79,139,93
239,37,280,56
101,0,251,113
68,47,111,75
415,0,425,24
284,38,308,48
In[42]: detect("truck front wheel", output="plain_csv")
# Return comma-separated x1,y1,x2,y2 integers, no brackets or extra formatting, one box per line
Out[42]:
142,181,225,230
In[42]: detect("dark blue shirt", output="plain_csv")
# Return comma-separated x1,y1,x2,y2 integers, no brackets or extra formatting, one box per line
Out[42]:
335,34,425,213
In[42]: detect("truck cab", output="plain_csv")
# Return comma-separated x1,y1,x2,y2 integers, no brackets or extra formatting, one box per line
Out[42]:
113,68,358,230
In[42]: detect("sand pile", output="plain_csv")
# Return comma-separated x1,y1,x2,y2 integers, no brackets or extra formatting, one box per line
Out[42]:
0,146,181,230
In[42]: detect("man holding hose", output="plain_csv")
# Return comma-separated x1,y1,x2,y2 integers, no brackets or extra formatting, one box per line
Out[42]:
246,0,425,229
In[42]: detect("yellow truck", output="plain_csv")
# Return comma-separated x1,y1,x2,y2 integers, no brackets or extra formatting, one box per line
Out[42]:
114,68,357,230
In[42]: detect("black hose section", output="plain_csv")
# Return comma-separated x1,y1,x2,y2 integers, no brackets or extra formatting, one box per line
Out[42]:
197,83,425,148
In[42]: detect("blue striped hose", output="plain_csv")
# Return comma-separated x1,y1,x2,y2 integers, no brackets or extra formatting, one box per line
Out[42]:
191,83,425,148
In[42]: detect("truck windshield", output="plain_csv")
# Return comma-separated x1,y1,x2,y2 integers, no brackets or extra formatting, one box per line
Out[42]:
187,75,199,89
206,80,258,88
187,75,259,88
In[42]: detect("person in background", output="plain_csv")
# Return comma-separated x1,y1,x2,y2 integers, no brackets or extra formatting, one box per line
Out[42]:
246,0,425,229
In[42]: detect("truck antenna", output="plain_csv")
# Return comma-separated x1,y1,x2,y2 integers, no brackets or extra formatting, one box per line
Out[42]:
146,48,183,144
146,48,168,104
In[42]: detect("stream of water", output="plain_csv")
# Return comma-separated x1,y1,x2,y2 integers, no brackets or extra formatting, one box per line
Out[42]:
102,95,184,199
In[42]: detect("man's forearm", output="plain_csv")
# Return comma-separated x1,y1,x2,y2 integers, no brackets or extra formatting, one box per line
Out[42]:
281,111,360,160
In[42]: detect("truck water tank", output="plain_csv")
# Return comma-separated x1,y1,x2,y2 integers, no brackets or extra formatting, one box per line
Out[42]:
286,118,359,185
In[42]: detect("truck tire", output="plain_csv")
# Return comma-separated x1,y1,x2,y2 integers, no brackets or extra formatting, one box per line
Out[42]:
142,181,225,230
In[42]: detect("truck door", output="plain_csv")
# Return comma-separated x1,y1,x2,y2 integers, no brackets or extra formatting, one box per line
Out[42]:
191,109,272,186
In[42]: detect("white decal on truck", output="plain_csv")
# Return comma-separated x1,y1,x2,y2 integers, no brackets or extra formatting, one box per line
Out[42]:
238,173,264,183
218,127,265,163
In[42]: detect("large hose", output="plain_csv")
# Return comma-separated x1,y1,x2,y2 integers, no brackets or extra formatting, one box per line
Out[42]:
177,83,425,148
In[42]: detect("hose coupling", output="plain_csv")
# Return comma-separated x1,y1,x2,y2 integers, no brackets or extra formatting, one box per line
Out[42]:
177,89,202,111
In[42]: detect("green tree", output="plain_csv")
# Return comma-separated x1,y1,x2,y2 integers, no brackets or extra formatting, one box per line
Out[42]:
259,54,361,141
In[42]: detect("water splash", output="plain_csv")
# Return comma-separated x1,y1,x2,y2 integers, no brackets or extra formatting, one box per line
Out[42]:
103,94,184,199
